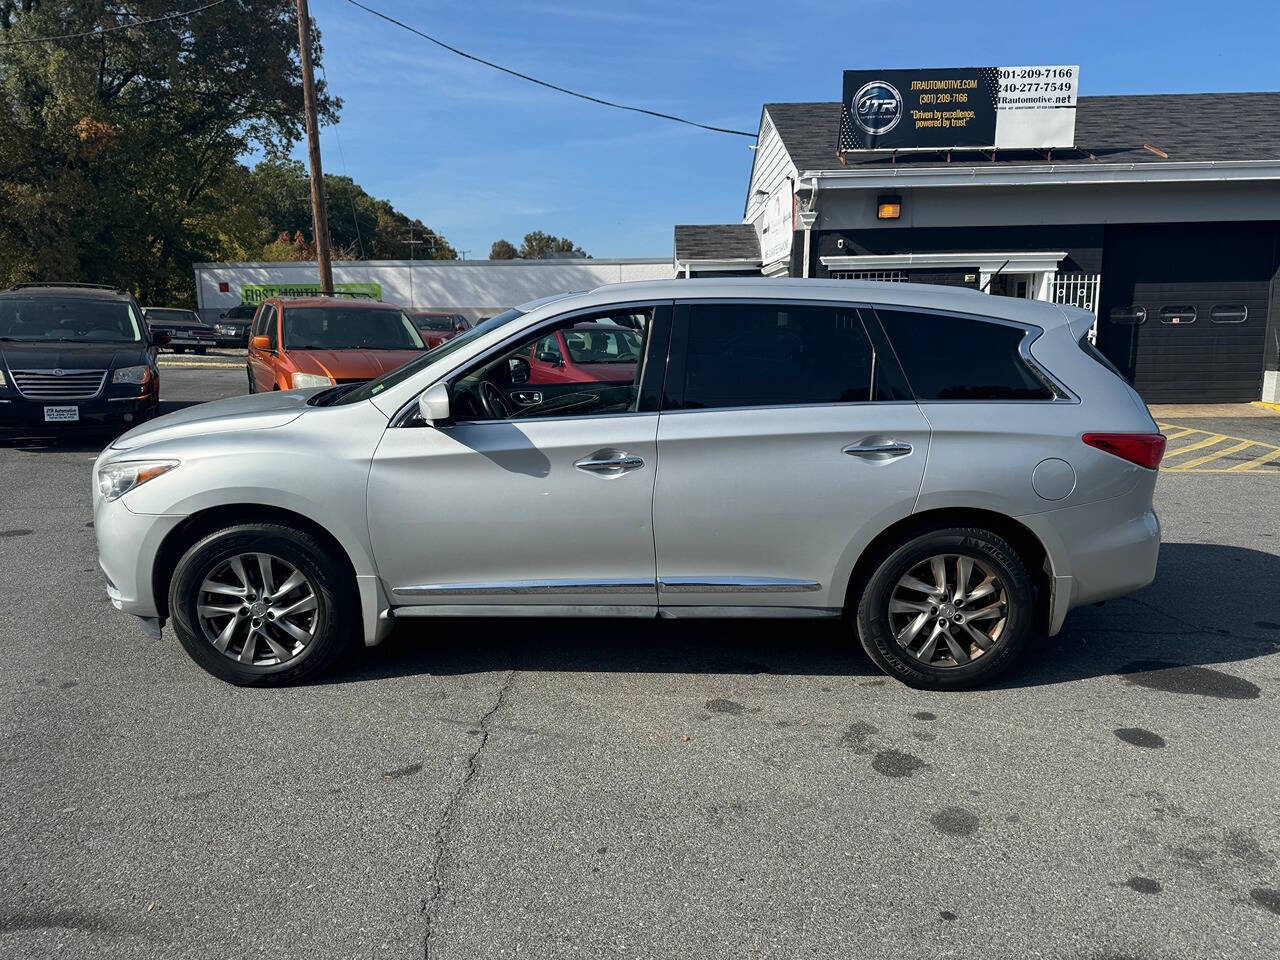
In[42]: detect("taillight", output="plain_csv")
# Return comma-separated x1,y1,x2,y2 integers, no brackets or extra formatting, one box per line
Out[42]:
1082,433,1167,470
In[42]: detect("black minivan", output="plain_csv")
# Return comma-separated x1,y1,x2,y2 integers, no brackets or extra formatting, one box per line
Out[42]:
0,283,164,433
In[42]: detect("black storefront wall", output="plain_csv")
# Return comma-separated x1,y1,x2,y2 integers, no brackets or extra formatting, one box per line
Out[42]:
796,219,1279,402
1097,221,1280,403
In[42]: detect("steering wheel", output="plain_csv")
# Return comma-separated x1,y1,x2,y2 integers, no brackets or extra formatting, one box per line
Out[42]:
478,380,512,419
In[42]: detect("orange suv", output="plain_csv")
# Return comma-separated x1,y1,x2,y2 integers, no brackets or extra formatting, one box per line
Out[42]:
246,296,427,393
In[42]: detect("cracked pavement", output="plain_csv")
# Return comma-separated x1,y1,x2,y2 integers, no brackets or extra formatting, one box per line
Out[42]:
2,369,1278,960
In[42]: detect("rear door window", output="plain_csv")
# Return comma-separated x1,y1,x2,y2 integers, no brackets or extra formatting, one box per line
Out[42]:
668,302,903,410
875,308,1056,401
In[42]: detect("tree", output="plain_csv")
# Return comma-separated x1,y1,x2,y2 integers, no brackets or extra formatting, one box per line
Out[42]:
490,239,518,259
0,1,340,303
519,231,590,259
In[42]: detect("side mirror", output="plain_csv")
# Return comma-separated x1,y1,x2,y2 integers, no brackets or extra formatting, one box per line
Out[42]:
417,382,451,426
508,356,531,385
250,335,271,352
152,330,171,346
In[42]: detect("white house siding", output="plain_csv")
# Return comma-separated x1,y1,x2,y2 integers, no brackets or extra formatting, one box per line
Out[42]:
743,111,798,269
192,259,676,323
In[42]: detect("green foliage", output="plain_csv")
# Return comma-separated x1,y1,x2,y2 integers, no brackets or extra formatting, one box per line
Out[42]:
519,231,590,259
490,232,589,260
489,238,518,260
0,2,453,307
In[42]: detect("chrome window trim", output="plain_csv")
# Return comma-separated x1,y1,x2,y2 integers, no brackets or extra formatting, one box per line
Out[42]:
389,299,673,428
869,303,1080,404
392,578,656,598
658,577,822,594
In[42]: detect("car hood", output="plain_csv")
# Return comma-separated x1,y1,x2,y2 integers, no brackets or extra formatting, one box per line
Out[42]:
109,388,317,451
0,342,150,370
291,348,425,381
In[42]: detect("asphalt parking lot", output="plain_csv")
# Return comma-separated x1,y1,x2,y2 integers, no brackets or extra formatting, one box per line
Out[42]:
2,365,1279,960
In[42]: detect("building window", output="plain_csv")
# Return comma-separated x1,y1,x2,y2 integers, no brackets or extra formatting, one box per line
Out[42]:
1159,305,1197,325
1210,304,1248,324
1050,273,1101,317
1108,306,1147,325
831,270,909,282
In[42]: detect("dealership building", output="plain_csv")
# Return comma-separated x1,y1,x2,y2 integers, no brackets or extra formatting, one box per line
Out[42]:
676,75,1280,403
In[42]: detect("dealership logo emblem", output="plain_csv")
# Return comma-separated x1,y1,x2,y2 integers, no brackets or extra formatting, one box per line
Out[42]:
852,80,902,136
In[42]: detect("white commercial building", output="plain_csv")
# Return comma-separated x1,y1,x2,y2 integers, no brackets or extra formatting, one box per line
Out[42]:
193,258,676,324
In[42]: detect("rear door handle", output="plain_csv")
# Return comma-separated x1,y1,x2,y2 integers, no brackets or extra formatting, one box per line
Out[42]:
575,450,645,475
843,439,913,459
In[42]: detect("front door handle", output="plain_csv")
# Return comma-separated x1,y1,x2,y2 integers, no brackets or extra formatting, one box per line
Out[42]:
843,439,913,459
575,450,645,475
511,390,543,406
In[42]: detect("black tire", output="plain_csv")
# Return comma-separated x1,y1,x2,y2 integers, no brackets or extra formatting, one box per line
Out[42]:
174,347,186,354
246,368,255,394
168,522,357,686
854,526,1035,689
195,346,207,355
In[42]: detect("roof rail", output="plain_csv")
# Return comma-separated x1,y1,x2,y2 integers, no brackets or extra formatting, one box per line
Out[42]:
8,282,124,292
277,290,378,301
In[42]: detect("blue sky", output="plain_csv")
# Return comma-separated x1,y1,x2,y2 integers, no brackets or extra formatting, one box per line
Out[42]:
305,0,1280,259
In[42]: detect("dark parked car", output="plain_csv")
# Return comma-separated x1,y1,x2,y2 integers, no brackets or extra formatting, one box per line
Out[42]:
409,310,470,348
213,302,256,347
0,283,162,433
142,307,216,354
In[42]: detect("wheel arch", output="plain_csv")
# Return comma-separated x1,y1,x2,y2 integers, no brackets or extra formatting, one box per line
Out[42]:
843,507,1053,630
152,504,359,624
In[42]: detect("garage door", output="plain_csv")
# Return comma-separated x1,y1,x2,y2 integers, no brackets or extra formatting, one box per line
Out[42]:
1097,222,1276,404
1099,281,1269,402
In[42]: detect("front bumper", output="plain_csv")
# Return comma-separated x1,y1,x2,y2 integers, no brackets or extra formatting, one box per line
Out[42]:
94,492,186,618
0,393,158,432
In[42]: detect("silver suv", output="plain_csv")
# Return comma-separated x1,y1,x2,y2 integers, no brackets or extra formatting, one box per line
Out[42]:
93,279,1164,688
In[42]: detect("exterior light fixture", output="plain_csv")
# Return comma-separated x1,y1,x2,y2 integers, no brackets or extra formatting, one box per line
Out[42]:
877,194,902,220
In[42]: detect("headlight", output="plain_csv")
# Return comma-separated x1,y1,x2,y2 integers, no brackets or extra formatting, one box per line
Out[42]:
215,324,234,334
291,372,333,388
96,460,178,502
112,364,153,385
0,369,7,388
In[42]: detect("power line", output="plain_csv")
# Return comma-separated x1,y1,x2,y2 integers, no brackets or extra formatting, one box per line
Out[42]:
318,60,367,259
343,0,756,138
0,0,231,47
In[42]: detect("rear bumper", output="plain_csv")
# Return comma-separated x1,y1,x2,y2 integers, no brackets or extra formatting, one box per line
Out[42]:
0,394,157,432
1018,492,1161,634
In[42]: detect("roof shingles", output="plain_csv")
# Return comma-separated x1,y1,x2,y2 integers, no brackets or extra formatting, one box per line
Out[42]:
674,224,761,262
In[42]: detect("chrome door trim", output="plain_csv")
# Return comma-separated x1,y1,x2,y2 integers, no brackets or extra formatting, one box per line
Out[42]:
392,577,656,598
393,604,657,618
657,577,822,594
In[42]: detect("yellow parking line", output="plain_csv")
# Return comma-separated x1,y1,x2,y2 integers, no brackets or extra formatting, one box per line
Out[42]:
1166,439,1256,471
1162,433,1229,459
1160,427,1197,441
1226,446,1280,472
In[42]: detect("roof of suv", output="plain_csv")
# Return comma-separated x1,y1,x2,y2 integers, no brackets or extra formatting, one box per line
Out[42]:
566,277,1073,330
270,296,394,309
1,283,132,300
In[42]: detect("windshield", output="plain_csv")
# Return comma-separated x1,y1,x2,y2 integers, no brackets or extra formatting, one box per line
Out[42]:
282,306,425,351
144,308,202,326
0,297,143,343
332,308,524,405
563,327,642,364
223,304,256,319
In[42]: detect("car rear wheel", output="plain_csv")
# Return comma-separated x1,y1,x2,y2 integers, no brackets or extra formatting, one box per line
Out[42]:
854,526,1035,689
168,523,356,685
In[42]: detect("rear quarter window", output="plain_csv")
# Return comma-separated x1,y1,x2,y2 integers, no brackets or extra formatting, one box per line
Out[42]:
875,308,1056,401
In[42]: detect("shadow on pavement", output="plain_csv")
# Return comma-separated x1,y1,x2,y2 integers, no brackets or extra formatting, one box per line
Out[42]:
323,542,1280,686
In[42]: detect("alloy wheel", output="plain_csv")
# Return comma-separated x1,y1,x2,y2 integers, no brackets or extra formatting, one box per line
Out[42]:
196,553,319,667
887,554,1008,667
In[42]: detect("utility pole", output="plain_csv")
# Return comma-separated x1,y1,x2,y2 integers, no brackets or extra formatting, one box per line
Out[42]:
296,0,333,294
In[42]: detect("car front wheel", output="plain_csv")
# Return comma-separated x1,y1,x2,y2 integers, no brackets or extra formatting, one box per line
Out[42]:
168,522,356,685
855,526,1035,689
